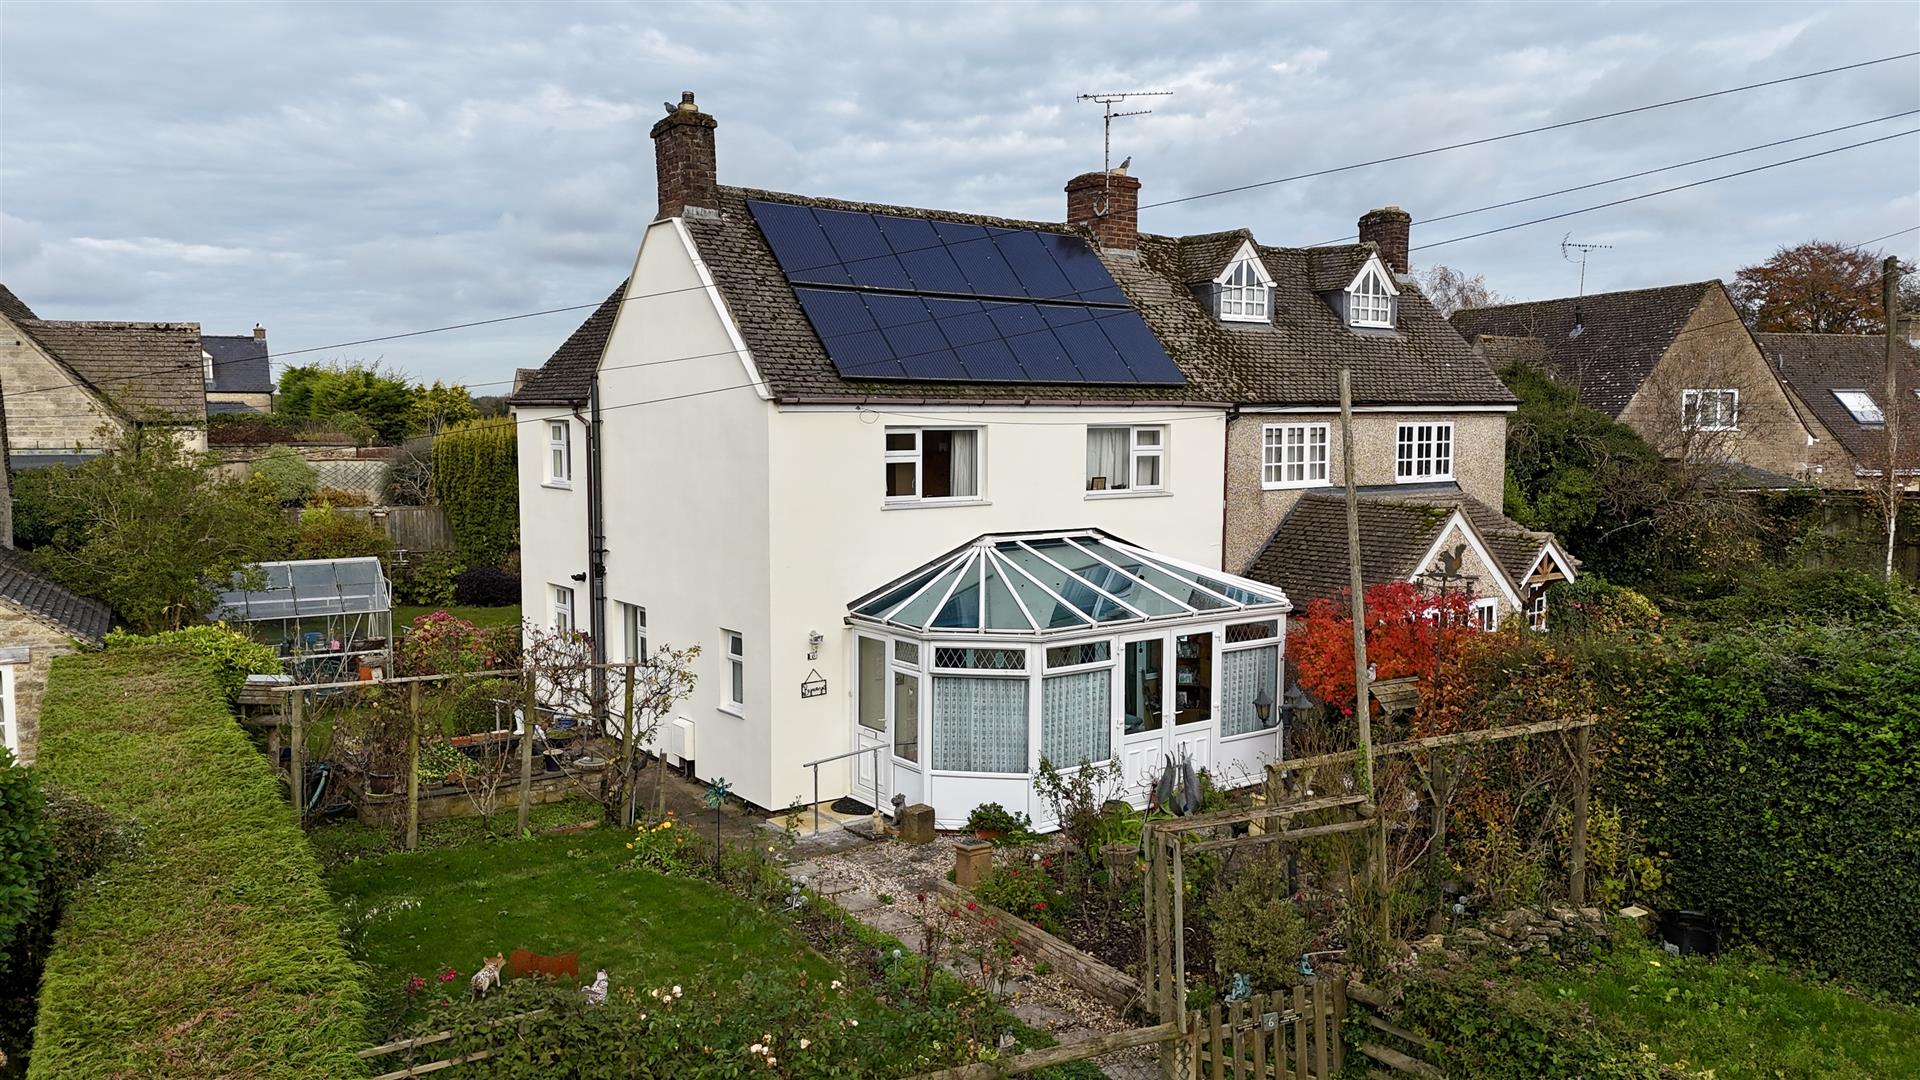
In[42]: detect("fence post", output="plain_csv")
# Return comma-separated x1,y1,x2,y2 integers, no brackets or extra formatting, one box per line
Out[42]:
1570,723,1591,906
518,670,536,837
406,680,423,851
290,689,306,825
621,662,637,828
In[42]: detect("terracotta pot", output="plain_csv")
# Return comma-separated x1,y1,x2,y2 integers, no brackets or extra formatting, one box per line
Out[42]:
974,829,1002,842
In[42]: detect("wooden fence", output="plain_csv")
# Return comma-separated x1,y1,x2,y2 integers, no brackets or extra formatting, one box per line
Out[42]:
284,504,452,551
1191,980,1343,1079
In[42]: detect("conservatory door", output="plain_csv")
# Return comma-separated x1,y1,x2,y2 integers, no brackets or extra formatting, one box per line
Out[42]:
853,636,888,809
1169,630,1215,779
1119,633,1169,802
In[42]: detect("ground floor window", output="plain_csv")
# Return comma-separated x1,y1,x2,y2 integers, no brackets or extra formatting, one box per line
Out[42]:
551,585,574,635
0,665,15,754
1528,590,1549,631
1471,598,1499,631
931,675,1026,773
1220,644,1278,737
1042,668,1111,768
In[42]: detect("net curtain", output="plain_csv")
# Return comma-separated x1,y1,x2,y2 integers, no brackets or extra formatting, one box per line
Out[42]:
932,675,1028,773
1221,644,1279,737
1041,669,1111,768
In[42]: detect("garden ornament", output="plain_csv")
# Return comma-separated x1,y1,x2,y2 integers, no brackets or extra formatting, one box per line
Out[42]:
469,953,505,997
1225,973,1252,1002
582,970,608,1006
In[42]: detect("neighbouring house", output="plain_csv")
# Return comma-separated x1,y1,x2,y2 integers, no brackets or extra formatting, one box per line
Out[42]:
203,324,275,414
0,284,208,469
1450,281,1821,486
509,92,1568,824
1756,332,1919,490
0,440,112,758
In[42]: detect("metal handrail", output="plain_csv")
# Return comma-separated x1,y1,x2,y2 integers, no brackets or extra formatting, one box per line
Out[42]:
799,744,887,835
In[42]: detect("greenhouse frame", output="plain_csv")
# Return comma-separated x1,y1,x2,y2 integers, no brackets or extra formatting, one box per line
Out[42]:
211,557,394,682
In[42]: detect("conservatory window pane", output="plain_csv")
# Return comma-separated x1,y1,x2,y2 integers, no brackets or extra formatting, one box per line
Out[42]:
999,552,1095,628
893,672,920,763
891,565,964,629
980,560,1032,630
932,557,983,629
858,638,886,732
1043,669,1111,769
1124,639,1163,734
858,563,946,621
1221,644,1279,737
931,675,1026,773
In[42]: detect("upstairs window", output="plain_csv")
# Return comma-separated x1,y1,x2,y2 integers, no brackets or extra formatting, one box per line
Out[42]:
1086,425,1165,492
1346,262,1398,328
1395,421,1454,481
1215,246,1272,323
885,427,981,502
1262,422,1329,489
1832,389,1884,425
1682,389,1740,431
547,421,572,486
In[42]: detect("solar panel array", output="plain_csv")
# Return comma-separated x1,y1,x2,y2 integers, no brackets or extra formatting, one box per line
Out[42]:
748,199,1185,387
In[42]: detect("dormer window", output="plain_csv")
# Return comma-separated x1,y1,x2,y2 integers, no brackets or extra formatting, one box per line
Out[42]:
1346,259,1398,329
1214,243,1272,323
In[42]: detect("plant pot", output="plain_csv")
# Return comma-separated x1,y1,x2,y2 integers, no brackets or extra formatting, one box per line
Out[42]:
974,829,1002,842
368,771,400,796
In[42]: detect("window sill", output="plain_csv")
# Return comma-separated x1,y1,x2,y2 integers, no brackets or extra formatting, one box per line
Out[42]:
1084,489,1171,501
1220,726,1281,743
881,498,990,511
542,481,574,491
717,703,745,719
1393,475,1456,484
1260,479,1329,492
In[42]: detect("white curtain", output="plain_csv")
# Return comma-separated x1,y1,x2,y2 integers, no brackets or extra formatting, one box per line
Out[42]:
1221,645,1278,737
1042,670,1111,768
932,675,1027,773
1085,427,1129,490
948,429,978,497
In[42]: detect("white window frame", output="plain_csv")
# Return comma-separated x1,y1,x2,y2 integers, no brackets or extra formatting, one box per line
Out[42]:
1831,389,1884,425
0,664,16,755
1346,261,1399,329
546,420,572,487
722,629,745,714
1261,422,1330,490
1682,388,1741,432
1394,421,1455,482
883,426,983,505
618,602,647,664
551,585,575,635
1214,243,1273,323
202,350,215,388
1086,425,1166,494
1470,598,1500,632
1527,590,1549,632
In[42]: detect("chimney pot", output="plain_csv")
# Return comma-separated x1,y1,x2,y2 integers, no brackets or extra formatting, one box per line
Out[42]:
1358,206,1412,275
252,323,266,340
1065,169,1142,252
650,90,719,221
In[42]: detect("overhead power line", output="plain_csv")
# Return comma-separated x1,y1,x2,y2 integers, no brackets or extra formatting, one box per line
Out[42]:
1139,51,1920,210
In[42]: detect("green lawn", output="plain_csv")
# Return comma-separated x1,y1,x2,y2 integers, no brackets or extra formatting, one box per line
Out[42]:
1533,939,1920,1079
394,603,522,630
329,827,842,1037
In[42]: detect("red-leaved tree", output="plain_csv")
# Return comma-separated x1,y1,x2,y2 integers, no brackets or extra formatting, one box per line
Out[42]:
1287,581,1479,716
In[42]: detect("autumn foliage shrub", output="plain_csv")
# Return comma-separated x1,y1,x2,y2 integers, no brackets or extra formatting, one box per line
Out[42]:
1287,581,1476,715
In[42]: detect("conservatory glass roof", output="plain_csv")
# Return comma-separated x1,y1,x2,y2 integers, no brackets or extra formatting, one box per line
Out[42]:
848,530,1291,635
211,557,392,622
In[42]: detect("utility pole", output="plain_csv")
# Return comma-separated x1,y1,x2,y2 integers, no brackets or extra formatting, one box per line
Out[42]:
1884,255,1904,583
1338,369,1389,946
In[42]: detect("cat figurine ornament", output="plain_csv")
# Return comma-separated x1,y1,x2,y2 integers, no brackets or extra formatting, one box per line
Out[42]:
469,952,505,997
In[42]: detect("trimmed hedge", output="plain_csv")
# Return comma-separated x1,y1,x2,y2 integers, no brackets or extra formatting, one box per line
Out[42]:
28,648,367,1078
433,417,517,568
1602,624,1920,997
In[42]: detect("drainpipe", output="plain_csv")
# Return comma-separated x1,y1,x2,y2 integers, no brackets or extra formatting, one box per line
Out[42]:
1221,406,1238,570
578,384,608,726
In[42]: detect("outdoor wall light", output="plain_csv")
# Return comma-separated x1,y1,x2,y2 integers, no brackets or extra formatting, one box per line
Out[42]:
1254,687,1275,727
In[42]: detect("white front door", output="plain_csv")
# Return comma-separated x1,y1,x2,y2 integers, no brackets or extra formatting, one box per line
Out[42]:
853,636,888,810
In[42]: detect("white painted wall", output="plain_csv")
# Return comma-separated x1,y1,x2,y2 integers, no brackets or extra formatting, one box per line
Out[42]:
764,406,1227,811
515,405,587,639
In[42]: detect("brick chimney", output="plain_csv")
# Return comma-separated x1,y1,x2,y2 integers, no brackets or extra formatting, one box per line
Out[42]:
1358,206,1411,275
651,91,719,220
1066,168,1141,252
253,323,266,340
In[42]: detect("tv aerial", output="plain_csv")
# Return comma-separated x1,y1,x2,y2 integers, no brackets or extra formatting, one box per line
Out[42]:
1561,233,1612,297
1076,90,1169,213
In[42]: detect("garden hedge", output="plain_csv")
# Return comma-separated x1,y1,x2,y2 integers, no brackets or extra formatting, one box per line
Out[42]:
28,648,367,1078
433,416,518,568
1601,624,1920,997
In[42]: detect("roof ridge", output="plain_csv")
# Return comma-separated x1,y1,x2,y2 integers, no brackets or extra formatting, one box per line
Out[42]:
1463,279,1719,313
723,184,1076,235
24,318,201,332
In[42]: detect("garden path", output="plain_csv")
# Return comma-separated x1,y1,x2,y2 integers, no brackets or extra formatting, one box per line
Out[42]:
787,835,1156,1080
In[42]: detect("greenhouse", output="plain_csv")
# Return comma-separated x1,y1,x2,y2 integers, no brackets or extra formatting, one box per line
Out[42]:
210,557,394,682
845,530,1292,830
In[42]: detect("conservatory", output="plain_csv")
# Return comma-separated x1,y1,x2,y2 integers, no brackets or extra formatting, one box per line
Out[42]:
846,530,1291,831
210,557,394,683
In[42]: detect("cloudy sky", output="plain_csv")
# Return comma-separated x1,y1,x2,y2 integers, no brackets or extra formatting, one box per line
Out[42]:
3,2,1916,390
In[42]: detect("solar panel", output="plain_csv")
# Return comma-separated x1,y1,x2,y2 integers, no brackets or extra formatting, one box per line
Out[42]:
753,198,1185,387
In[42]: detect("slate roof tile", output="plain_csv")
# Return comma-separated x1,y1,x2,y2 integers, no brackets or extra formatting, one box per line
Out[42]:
201,334,274,394
505,281,629,406
1757,332,1920,473
0,548,111,643
1450,282,1720,417
0,284,38,325
13,320,206,422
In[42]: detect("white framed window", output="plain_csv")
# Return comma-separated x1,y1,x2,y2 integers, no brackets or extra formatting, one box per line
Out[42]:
884,427,981,503
1347,262,1398,328
1831,389,1884,424
1261,422,1330,489
547,421,572,486
202,350,215,387
1471,598,1499,631
1,664,16,755
1527,590,1549,632
1215,245,1272,323
1682,389,1740,431
551,585,575,635
1086,425,1165,492
618,602,647,664
1394,422,1454,481
722,629,745,712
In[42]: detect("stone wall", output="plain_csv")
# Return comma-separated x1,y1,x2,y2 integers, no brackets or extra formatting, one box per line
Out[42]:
0,316,125,454
0,606,86,762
